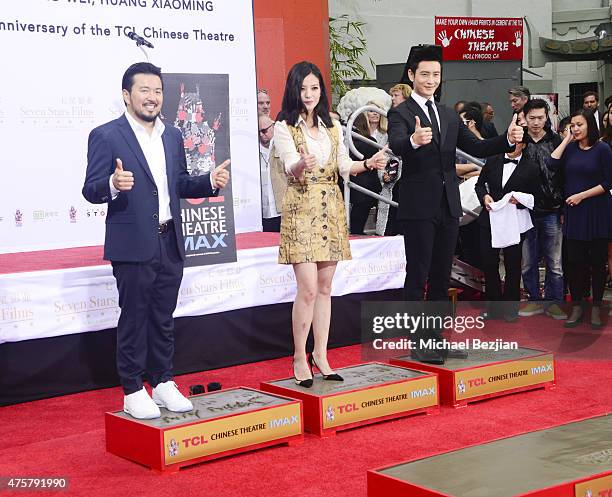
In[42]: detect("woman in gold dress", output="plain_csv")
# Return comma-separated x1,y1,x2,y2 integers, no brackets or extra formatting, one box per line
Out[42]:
274,61,388,386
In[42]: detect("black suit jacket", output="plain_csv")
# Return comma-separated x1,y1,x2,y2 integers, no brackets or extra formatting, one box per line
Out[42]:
481,120,499,139
474,154,541,228
82,115,216,262
387,98,513,220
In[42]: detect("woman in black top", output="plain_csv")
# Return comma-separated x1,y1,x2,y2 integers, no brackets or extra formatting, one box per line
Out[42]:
346,112,381,234
548,109,612,328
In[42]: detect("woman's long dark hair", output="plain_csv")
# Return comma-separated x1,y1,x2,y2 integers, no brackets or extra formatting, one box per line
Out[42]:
571,108,600,146
352,113,371,138
600,112,612,145
276,61,333,128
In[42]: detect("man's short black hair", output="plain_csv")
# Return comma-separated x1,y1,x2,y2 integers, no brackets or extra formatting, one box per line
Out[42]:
464,101,483,112
407,44,442,74
582,90,599,103
461,107,483,132
400,45,442,85
558,116,571,132
121,62,163,93
523,98,550,116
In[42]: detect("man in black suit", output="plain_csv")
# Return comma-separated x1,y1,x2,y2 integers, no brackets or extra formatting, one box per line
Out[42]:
474,138,541,320
481,102,499,138
83,63,230,418
582,91,600,132
387,46,524,364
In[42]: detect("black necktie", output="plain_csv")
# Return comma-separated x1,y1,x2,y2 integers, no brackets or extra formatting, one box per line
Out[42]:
504,159,519,165
425,100,440,141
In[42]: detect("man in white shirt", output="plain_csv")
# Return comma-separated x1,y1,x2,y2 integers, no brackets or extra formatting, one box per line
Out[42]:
582,91,600,131
83,63,230,419
258,115,281,231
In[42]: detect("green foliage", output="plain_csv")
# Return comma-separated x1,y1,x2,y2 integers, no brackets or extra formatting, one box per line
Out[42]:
329,14,375,100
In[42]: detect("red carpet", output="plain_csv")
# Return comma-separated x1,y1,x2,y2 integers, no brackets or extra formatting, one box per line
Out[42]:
0,232,375,274
1,344,611,497
0,233,282,275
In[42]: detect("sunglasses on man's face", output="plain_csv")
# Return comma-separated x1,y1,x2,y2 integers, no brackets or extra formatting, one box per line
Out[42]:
259,124,274,134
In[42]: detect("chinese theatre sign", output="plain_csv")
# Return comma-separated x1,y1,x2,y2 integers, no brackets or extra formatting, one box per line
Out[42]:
435,17,524,61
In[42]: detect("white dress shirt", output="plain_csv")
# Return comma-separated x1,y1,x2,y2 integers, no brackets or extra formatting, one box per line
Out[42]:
259,140,279,218
273,116,354,181
409,92,440,149
110,112,172,223
501,153,521,188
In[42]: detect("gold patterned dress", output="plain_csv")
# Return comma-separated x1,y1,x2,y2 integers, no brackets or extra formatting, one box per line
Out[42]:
276,122,352,264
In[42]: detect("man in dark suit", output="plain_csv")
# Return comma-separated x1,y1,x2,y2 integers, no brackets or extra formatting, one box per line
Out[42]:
582,91,600,132
82,63,230,419
474,139,541,320
387,46,524,364
481,102,499,138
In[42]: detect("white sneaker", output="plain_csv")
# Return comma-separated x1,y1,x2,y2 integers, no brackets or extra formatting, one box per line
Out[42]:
124,387,161,419
152,381,193,413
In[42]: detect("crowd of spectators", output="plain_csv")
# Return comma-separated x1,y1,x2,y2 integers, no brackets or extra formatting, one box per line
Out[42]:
256,84,612,326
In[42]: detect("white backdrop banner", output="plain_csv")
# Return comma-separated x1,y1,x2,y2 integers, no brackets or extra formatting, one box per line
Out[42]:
0,0,262,254
0,237,406,344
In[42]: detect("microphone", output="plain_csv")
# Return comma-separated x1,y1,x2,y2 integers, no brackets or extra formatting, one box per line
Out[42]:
126,31,154,49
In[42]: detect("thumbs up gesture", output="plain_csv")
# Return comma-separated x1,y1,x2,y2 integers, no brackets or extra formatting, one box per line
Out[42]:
211,159,231,189
369,145,390,170
412,116,433,146
507,113,524,144
112,158,134,191
297,144,317,174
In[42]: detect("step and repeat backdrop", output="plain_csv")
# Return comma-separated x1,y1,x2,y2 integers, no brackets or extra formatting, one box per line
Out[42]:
0,0,261,255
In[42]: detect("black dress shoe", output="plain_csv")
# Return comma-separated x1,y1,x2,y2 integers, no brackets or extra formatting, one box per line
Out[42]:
446,348,469,359
410,347,445,365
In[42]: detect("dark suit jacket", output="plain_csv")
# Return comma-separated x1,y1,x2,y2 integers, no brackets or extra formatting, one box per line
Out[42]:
481,120,499,139
474,153,541,228
387,98,513,220
82,114,215,262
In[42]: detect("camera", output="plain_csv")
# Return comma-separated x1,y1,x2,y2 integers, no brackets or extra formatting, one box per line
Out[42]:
386,157,400,177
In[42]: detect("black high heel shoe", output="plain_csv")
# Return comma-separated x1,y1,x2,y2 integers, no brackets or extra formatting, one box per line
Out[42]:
308,353,344,382
293,360,313,388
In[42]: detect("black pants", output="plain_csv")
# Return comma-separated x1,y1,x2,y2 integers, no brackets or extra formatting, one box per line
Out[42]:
350,201,375,235
384,183,401,236
262,216,281,232
566,238,608,305
384,206,399,236
112,222,184,395
401,195,459,301
458,221,482,269
480,225,523,316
